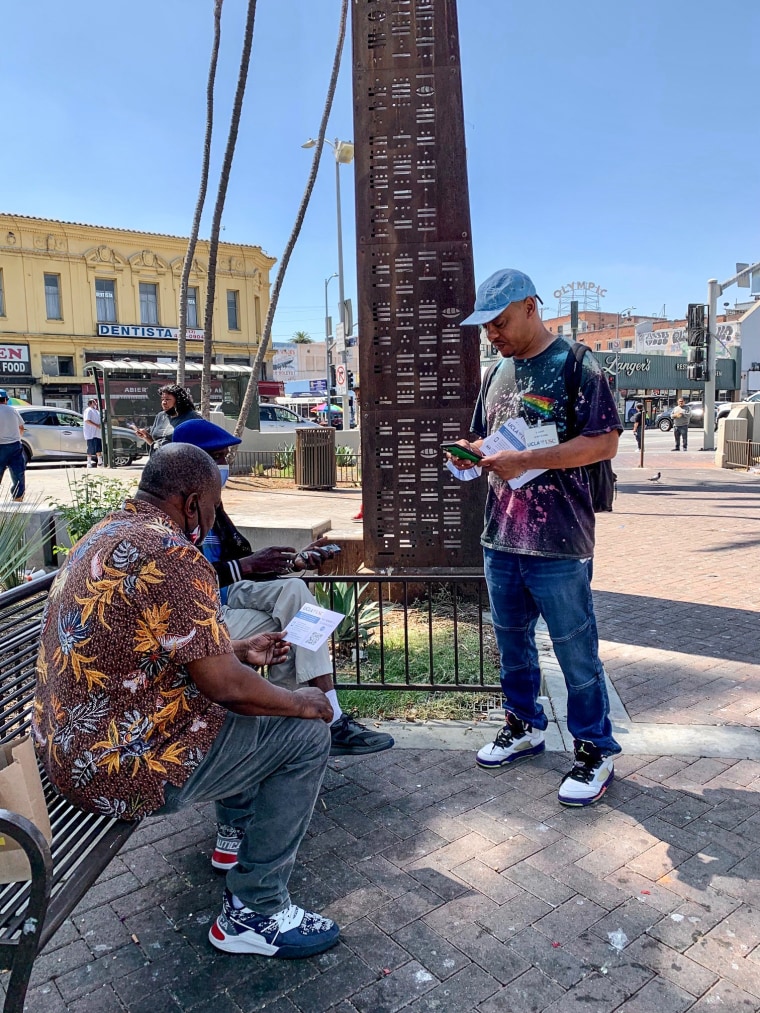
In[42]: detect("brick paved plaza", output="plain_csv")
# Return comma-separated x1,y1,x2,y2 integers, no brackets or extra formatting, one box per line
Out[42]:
11,456,760,1012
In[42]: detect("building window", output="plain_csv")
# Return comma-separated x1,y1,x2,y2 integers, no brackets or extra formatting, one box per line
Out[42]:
187,286,199,328
44,273,62,320
0,269,5,316
254,295,262,338
595,342,602,352
557,325,564,335
95,278,117,323
139,282,159,325
623,340,633,349
41,354,75,377
227,290,240,330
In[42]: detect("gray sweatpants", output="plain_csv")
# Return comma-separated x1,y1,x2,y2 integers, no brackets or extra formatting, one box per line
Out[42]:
158,711,330,914
222,578,332,690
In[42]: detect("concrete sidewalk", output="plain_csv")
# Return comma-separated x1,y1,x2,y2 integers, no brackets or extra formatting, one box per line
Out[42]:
8,453,760,1012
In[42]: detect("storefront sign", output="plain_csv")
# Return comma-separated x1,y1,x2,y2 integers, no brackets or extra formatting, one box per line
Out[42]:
96,325,204,341
602,352,738,391
0,343,31,375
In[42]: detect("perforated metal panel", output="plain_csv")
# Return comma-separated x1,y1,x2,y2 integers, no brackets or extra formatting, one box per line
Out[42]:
352,0,485,569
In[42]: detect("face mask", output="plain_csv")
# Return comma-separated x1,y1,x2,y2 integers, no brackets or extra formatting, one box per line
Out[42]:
218,464,230,488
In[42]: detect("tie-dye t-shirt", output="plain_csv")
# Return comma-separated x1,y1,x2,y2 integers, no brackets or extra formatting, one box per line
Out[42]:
471,337,621,559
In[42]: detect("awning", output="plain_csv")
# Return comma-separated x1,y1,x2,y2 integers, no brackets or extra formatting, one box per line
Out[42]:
84,360,254,376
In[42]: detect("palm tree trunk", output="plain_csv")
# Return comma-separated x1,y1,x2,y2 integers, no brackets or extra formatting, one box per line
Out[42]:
177,0,223,388
201,0,258,417
233,0,349,440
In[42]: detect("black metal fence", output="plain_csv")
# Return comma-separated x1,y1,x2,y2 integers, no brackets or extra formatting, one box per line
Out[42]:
725,441,760,471
231,449,361,485
306,574,499,692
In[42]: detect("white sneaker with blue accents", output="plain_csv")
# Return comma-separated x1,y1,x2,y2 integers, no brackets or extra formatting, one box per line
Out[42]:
558,740,615,807
476,711,545,768
209,889,340,958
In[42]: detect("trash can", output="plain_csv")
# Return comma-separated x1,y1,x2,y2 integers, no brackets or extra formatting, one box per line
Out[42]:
295,427,337,490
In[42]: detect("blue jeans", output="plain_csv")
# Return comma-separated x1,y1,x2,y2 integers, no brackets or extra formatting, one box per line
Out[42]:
484,547,620,755
0,442,26,499
674,426,687,450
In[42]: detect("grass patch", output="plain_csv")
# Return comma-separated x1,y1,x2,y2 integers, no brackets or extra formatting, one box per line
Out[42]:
333,591,501,721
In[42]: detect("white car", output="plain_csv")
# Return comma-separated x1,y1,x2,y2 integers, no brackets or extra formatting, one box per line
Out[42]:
16,407,146,467
716,392,760,425
258,405,321,432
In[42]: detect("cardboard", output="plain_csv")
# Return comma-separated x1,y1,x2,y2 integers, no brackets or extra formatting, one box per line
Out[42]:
0,736,53,883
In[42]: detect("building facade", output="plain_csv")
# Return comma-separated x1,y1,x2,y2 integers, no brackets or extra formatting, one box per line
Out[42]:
0,214,275,411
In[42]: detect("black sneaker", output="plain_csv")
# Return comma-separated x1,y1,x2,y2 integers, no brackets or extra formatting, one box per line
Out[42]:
557,740,615,807
329,714,394,756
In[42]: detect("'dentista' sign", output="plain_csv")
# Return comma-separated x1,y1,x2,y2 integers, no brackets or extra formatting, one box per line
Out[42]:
97,324,204,341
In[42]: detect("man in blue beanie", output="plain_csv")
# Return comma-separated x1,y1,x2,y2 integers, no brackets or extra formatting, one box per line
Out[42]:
173,418,394,868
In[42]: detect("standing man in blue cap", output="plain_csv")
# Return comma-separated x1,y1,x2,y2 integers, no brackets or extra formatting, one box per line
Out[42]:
0,389,26,501
452,269,622,806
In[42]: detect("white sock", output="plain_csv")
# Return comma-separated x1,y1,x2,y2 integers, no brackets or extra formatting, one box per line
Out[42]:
231,894,245,910
325,689,343,725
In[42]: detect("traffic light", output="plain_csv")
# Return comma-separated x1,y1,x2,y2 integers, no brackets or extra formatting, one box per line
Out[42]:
329,364,336,396
347,371,355,389
686,304,706,346
686,304,707,381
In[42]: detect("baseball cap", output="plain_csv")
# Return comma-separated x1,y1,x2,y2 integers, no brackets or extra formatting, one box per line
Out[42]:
173,418,242,452
460,268,542,327
0,389,8,400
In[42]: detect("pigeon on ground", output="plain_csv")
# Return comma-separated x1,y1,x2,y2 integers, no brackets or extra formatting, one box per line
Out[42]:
647,472,661,482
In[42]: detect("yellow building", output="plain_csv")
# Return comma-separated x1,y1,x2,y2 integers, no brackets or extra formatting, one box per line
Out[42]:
0,213,276,411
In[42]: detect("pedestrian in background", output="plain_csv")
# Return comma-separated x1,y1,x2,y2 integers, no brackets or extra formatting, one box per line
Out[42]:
133,384,201,453
671,397,691,451
453,268,622,807
82,397,103,468
0,388,26,501
632,402,644,449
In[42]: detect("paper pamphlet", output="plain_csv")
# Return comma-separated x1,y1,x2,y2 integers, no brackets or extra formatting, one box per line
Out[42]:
284,602,345,652
447,418,557,489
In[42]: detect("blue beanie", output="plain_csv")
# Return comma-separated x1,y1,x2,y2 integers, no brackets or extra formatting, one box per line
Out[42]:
173,418,242,452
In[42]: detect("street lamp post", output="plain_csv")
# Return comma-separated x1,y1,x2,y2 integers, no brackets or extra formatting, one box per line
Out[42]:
324,272,338,409
614,307,635,414
303,137,355,427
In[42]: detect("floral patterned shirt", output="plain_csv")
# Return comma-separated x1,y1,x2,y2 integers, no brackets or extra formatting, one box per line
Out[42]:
32,499,231,820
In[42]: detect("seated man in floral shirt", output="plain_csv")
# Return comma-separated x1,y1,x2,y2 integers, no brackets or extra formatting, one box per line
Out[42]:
33,443,339,959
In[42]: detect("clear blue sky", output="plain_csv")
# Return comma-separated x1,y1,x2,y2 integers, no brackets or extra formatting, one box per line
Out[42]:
3,0,758,343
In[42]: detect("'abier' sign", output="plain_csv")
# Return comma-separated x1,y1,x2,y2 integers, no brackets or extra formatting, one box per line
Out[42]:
0,344,31,376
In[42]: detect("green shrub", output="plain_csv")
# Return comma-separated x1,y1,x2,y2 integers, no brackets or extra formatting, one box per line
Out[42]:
49,473,136,555
0,496,45,592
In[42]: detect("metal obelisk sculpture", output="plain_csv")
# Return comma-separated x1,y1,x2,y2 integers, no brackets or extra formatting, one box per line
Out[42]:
352,0,484,570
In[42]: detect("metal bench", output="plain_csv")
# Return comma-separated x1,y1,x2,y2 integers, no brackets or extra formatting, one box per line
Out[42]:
0,574,137,1013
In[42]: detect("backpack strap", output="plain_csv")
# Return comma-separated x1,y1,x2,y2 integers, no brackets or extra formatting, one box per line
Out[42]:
563,341,589,438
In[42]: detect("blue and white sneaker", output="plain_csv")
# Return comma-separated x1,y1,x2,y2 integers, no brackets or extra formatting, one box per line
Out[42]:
476,711,545,768
558,740,615,807
209,889,340,958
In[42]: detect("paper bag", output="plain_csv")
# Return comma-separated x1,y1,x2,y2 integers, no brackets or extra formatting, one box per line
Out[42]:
0,736,53,883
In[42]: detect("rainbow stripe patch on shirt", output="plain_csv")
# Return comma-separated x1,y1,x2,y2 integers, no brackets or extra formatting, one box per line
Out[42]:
521,393,555,418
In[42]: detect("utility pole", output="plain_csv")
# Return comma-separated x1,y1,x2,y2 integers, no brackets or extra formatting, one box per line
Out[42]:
703,261,760,451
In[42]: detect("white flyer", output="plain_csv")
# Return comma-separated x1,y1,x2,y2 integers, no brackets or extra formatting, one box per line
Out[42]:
283,602,345,652
479,418,549,490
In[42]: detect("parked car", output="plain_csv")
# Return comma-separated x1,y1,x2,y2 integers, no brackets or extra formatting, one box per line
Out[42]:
258,405,321,432
17,407,146,467
655,402,713,432
716,391,760,425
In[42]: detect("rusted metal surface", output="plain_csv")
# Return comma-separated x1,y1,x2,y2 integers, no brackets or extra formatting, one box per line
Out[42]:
352,0,485,568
